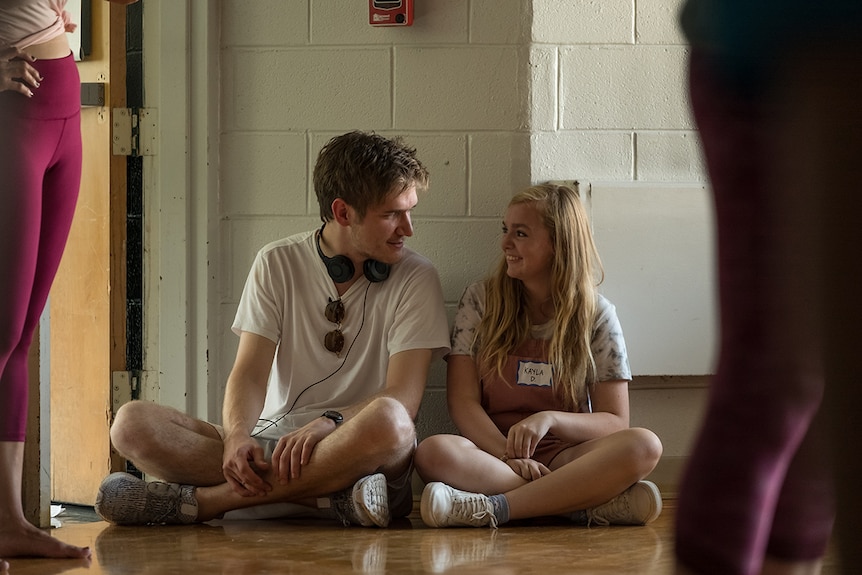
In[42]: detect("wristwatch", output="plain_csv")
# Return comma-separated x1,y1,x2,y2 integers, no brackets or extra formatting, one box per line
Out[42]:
322,410,344,425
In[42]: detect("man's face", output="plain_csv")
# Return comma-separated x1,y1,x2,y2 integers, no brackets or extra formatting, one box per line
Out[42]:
348,184,418,265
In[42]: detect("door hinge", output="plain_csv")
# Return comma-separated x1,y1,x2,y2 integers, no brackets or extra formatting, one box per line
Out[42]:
110,371,138,415
112,108,157,157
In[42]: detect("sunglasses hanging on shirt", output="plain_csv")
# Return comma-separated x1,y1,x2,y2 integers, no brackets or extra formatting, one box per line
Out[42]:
324,298,346,356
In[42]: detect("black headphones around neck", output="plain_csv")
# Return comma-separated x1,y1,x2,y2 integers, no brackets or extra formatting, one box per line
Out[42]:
316,226,390,284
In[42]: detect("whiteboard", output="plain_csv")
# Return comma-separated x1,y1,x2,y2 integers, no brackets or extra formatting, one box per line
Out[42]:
591,183,718,376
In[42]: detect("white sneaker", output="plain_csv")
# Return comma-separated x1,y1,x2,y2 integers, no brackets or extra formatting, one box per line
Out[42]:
586,480,662,526
420,482,498,528
330,473,390,527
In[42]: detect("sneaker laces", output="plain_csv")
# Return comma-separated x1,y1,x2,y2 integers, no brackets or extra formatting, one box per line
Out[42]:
452,493,498,529
145,481,197,525
586,491,632,527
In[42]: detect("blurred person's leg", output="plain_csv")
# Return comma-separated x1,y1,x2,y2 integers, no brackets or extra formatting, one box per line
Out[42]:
674,51,830,575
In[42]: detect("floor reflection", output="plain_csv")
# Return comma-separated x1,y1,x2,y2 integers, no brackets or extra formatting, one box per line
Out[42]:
12,503,840,575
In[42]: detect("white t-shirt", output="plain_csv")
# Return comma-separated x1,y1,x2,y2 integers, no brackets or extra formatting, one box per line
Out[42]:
233,230,450,441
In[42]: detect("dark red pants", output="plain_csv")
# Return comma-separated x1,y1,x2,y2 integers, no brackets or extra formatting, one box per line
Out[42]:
674,51,834,575
0,53,81,441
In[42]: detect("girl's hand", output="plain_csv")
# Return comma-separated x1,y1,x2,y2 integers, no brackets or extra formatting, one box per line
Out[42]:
504,457,551,481
0,47,40,96
506,412,553,459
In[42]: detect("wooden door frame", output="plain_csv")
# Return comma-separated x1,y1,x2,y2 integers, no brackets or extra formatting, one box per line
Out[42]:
106,0,129,477
108,0,129,433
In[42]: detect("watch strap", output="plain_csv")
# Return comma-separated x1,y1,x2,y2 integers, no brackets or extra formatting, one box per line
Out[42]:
322,410,343,425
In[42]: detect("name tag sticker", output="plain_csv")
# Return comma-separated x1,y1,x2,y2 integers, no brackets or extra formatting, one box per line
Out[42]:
517,361,553,387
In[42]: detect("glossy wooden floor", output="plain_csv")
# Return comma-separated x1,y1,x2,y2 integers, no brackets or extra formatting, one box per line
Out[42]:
7,500,843,575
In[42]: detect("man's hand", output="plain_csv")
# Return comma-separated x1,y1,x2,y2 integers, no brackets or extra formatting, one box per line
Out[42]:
222,433,271,496
0,47,40,97
271,417,336,484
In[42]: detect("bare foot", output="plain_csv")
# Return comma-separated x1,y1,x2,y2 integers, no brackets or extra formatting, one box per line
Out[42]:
1,558,8,572
0,519,91,560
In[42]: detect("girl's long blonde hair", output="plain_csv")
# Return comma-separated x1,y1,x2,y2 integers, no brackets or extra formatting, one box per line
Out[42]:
474,183,604,411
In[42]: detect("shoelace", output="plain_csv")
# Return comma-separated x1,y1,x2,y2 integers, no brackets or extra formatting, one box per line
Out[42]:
586,491,631,527
452,494,498,528
144,481,186,524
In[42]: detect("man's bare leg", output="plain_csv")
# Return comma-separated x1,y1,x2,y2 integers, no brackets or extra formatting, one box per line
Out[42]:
109,401,226,486
100,397,415,524
194,396,416,520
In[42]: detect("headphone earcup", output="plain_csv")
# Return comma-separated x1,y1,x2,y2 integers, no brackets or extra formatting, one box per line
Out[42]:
324,254,355,284
363,259,391,283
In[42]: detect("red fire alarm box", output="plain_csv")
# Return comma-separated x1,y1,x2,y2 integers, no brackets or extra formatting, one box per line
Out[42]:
369,0,413,27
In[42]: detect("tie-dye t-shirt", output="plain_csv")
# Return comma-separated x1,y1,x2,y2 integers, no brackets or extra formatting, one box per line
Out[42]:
450,281,631,423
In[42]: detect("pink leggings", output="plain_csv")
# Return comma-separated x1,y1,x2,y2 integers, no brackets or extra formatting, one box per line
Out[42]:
0,53,81,442
674,52,834,575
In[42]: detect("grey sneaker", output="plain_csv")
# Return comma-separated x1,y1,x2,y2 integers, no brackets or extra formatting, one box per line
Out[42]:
331,473,390,527
95,472,198,525
585,480,662,526
420,482,498,528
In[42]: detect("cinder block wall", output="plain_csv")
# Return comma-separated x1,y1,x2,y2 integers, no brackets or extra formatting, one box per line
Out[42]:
217,0,709,495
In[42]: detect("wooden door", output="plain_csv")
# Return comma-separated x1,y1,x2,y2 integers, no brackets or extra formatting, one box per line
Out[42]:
49,1,128,505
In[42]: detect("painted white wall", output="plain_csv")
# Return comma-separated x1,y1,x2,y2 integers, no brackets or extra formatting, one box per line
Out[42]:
143,0,713,471
140,0,219,420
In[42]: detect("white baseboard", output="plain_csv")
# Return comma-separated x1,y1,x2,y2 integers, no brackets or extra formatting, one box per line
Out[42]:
646,455,687,499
